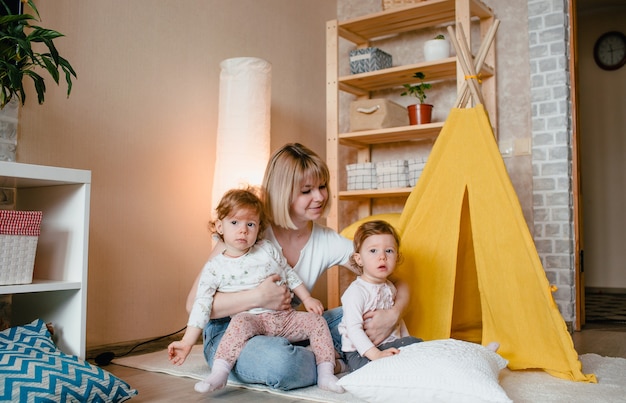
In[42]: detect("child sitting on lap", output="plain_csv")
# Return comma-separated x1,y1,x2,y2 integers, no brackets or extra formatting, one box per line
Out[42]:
168,188,343,394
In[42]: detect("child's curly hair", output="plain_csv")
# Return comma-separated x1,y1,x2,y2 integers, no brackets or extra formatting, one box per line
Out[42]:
349,220,402,272
209,187,267,243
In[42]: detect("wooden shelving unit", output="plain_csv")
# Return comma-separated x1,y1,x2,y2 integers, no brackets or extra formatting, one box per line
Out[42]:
325,0,496,308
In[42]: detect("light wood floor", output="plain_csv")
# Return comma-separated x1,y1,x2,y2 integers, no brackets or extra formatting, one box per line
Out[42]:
101,323,626,402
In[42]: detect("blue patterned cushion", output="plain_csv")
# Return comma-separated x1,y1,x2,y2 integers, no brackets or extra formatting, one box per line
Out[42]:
0,319,137,402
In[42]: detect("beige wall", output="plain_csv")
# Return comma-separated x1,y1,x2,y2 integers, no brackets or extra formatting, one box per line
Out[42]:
19,0,599,346
17,0,336,348
577,5,626,289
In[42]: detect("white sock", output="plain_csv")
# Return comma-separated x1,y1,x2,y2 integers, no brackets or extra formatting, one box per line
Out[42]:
194,358,231,393
317,361,345,393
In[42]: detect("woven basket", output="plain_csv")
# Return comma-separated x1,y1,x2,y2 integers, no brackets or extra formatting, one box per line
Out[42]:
347,163,377,191
382,0,426,10
0,210,42,285
376,160,409,189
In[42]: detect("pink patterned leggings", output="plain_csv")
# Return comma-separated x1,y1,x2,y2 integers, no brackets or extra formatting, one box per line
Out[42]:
215,309,335,366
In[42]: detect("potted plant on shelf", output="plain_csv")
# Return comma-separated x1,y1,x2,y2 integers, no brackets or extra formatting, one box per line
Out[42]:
424,34,451,61
0,0,76,109
401,71,433,125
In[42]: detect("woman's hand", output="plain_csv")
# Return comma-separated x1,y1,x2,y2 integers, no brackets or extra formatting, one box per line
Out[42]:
362,308,400,346
257,274,292,311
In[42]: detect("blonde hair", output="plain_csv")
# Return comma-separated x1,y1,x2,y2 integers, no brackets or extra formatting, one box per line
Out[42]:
349,220,402,269
210,187,267,242
262,143,331,230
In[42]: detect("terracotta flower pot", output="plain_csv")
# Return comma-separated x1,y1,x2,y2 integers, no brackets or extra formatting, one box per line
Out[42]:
408,104,433,125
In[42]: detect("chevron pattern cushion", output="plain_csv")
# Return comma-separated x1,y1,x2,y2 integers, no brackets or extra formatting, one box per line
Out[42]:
0,319,137,402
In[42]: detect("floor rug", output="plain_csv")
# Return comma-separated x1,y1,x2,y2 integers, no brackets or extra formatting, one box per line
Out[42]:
112,345,626,402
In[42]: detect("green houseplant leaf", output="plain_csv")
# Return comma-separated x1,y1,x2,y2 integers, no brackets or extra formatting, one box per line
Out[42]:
0,0,76,109
400,72,432,104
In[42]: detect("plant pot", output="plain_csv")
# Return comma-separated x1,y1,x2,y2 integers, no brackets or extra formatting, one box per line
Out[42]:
408,104,433,125
424,39,450,61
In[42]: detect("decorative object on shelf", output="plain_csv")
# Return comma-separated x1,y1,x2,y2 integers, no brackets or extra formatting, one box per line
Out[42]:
350,98,409,131
376,160,409,189
0,0,76,109
593,31,626,71
382,0,426,11
424,34,451,61
349,47,392,74
401,71,433,125
408,157,427,186
347,163,377,190
0,209,42,285
211,57,271,211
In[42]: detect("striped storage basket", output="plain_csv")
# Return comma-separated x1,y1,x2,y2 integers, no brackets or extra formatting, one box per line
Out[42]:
0,210,42,285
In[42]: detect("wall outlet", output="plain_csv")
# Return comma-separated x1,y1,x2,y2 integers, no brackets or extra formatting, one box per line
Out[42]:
514,138,531,156
499,139,513,157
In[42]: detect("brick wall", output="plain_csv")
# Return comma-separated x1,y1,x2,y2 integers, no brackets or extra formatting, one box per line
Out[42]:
528,0,576,323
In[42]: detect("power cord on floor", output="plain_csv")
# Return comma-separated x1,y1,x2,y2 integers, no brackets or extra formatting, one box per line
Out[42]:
93,325,187,366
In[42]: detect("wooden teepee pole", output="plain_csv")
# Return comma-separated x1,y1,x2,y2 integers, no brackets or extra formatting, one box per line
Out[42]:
448,20,500,108
447,24,482,106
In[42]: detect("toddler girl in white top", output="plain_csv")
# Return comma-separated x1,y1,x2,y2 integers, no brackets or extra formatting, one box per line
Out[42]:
338,220,422,372
168,188,343,393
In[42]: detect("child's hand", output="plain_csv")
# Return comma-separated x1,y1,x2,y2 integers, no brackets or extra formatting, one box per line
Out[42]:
364,346,400,361
302,296,324,315
167,340,193,366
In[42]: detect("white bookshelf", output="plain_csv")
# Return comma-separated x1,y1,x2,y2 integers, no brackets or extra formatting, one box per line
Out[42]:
0,161,91,358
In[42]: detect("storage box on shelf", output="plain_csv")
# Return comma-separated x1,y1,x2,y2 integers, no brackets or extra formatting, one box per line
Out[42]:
349,47,392,74
0,210,42,285
350,98,409,132
376,160,409,189
326,0,496,307
0,161,91,358
347,163,377,191
408,157,427,186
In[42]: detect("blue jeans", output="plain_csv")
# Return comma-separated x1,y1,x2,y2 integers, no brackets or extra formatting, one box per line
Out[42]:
203,307,343,391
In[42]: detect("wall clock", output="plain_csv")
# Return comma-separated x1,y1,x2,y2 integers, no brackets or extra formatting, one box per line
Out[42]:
593,31,626,71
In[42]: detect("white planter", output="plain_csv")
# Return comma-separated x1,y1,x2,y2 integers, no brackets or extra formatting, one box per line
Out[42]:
424,39,450,61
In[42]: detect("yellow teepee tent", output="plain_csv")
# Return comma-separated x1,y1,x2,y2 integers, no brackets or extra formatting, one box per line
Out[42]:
395,104,595,382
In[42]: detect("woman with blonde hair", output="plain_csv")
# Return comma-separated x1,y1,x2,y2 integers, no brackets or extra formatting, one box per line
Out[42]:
186,143,409,390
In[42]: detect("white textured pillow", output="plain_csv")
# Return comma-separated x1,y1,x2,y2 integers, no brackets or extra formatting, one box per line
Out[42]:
337,338,511,403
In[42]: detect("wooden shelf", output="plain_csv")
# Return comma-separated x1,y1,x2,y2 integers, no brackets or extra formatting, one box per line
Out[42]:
340,122,444,147
0,279,82,295
0,161,90,358
339,187,413,200
338,0,493,45
339,58,494,96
